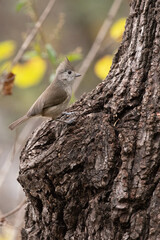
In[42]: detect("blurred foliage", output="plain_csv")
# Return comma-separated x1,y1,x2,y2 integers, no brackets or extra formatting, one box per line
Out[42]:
0,226,15,240
15,0,28,12
94,18,126,80
110,18,126,42
12,56,46,88
45,44,57,65
0,61,11,75
94,55,113,80
0,41,16,61
0,0,82,93
67,50,82,62
0,2,126,92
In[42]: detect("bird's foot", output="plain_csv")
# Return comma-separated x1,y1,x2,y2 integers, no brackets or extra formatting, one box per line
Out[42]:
55,112,77,125
63,117,76,125
55,117,76,125
62,111,76,116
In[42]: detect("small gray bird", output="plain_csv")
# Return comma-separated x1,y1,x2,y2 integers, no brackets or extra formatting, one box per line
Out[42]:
9,58,81,130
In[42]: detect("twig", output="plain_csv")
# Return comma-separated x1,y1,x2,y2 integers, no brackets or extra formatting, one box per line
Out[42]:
0,199,26,222
0,118,41,190
31,1,47,45
0,130,18,188
73,0,123,93
12,0,56,67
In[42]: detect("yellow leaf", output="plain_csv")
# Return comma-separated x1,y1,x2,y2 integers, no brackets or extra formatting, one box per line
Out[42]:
94,55,113,80
12,56,46,88
0,226,15,240
110,18,126,42
0,41,16,61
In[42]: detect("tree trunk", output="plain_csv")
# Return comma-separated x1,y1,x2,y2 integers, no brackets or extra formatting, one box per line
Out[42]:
18,0,160,239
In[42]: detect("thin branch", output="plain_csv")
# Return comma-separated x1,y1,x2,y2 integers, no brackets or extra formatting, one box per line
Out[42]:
12,0,56,67
0,118,42,190
0,130,18,188
0,199,26,222
73,0,123,93
31,1,47,45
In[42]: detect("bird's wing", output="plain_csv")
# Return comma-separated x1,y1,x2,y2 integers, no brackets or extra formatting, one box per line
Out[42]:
42,84,68,109
27,83,68,117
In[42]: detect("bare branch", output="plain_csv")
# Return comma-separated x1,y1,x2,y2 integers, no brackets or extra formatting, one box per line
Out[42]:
0,118,42,190
12,0,56,67
0,131,18,188
0,199,26,223
73,0,123,93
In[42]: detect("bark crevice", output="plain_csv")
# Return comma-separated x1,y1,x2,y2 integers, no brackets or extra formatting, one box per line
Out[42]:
18,0,160,239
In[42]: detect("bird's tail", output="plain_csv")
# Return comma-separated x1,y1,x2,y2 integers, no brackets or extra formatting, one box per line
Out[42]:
9,115,29,130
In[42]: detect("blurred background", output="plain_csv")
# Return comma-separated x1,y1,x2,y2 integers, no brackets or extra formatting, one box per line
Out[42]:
0,0,129,239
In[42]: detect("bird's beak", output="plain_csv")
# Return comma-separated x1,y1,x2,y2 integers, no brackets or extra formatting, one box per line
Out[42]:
75,72,81,77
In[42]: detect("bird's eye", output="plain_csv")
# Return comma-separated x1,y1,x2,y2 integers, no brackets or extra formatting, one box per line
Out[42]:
68,70,72,74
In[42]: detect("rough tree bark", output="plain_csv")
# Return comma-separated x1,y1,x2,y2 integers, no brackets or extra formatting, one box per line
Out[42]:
18,0,160,239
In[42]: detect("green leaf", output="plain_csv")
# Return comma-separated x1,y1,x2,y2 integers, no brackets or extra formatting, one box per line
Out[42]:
16,0,27,12
67,53,82,62
45,44,57,65
23,51,38,60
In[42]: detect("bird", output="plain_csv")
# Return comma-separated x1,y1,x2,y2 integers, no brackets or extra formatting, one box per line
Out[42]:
9,58,81,130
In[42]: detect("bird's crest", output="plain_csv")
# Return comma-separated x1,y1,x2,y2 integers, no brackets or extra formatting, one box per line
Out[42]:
56,57,74,74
